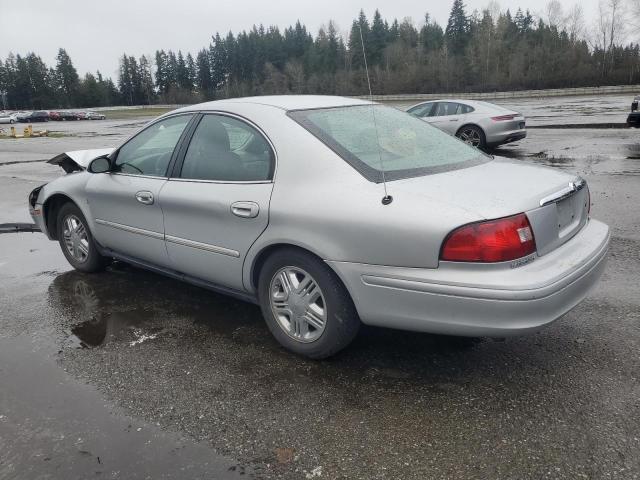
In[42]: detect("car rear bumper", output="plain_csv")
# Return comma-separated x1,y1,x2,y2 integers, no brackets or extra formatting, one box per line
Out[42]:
486,129,527,147
328,219,609,337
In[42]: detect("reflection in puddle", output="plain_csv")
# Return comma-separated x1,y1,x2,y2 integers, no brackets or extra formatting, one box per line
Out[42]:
48,264,263,349
70,312,150,348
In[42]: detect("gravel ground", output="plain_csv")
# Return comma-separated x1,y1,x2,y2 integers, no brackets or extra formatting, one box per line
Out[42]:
0,94,639,479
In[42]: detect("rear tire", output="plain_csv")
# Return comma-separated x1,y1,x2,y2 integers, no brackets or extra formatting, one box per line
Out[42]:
456,125,486,149
258,248,360,359
56,202,107,273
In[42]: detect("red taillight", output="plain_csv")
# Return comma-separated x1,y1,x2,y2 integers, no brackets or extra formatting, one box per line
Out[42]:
441,213,536,262
491,114,516,121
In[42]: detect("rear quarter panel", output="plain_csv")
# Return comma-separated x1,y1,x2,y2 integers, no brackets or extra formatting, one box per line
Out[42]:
234,105,482,292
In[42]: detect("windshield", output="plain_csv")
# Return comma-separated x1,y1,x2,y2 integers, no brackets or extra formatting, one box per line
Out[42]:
288,104,489,182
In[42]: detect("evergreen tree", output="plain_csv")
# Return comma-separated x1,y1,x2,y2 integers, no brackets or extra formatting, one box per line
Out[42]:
348,10,371,68
210,33,228,91
155,50,168,94
186,53,197,91
166,51,179,91
446,0,470,56
420,14,444,52
55,48,80,106
138,55,155,104
196,48,212,97
176,51,191,90
370,10,388,64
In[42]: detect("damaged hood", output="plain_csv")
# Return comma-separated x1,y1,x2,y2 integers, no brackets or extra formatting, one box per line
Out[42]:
48,148,115,173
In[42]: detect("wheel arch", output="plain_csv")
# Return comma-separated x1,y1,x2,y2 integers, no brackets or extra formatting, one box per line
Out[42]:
43,193,77,240
247,242,357,307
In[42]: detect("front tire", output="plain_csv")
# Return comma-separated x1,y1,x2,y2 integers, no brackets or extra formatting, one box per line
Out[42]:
258,248,360,359
456,125,486,149
56,203,106,273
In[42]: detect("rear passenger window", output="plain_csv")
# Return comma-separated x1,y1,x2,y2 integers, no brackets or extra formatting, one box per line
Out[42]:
180,115,274,182
458,104,474,114
435,102,474,116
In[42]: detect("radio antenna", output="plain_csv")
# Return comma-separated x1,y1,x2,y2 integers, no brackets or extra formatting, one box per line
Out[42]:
358,24,392,205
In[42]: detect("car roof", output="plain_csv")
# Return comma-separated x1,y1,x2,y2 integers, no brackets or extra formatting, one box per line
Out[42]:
411,99,492,107
179,95,373,113
409,98,514,112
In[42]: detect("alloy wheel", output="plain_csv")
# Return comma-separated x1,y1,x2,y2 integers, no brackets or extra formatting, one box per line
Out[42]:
459,128,482,147
62,214,90,263
269,266,327,343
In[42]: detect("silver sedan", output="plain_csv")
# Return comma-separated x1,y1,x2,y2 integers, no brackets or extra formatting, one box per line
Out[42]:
28,96,609,358
407,99,527,148
0,113,18,124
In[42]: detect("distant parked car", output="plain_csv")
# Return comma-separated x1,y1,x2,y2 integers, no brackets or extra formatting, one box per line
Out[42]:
15,111,32,122
407,99,526,149
76,111,87,120
61,111,80,121
19,111,49,123
85,111,106,120
628,96,640,128
0,113,19,124
49,111,62,121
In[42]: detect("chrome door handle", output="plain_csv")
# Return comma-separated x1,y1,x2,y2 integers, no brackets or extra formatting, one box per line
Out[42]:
449,118,459,121
230,201,259,218
135,191,154,205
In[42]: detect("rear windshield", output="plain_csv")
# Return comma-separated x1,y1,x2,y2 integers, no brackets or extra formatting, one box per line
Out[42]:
288,105,489,182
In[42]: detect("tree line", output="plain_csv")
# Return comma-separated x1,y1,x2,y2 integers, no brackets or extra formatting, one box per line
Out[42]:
1,0,639,110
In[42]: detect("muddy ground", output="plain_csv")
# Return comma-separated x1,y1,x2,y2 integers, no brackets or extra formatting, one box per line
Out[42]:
1,95,639,479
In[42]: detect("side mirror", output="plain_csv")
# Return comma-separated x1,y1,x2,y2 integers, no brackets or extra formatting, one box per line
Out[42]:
88,155,111,174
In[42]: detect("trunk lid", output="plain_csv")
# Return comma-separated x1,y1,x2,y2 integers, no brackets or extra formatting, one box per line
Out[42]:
391,157,589,257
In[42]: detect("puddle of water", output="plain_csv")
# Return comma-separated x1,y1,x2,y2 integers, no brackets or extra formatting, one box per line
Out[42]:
48,264,263,350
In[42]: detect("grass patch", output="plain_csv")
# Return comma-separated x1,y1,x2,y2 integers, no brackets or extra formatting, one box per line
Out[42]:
104,107,176,120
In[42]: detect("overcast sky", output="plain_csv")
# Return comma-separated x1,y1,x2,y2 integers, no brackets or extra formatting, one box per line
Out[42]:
1,0,600,79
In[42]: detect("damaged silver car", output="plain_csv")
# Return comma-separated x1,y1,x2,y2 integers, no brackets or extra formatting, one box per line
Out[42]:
28,96,610,358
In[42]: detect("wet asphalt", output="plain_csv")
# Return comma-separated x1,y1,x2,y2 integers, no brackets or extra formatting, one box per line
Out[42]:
0,97,639,479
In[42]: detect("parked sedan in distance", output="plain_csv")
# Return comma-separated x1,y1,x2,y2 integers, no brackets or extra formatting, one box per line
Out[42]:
628,95,640,127
28,96,609,358
407,99,526,149
85,111,106,120
48,111,62,121
61,111,80,120
0,112,19,124
19,110,50,122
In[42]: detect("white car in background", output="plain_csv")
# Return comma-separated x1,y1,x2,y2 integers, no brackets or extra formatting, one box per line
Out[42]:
86,111,106,120
0,112,19,124
407,99,527,149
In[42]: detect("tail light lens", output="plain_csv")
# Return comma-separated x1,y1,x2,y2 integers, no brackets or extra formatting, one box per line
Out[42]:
491,114,517,121
441,213,536,262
